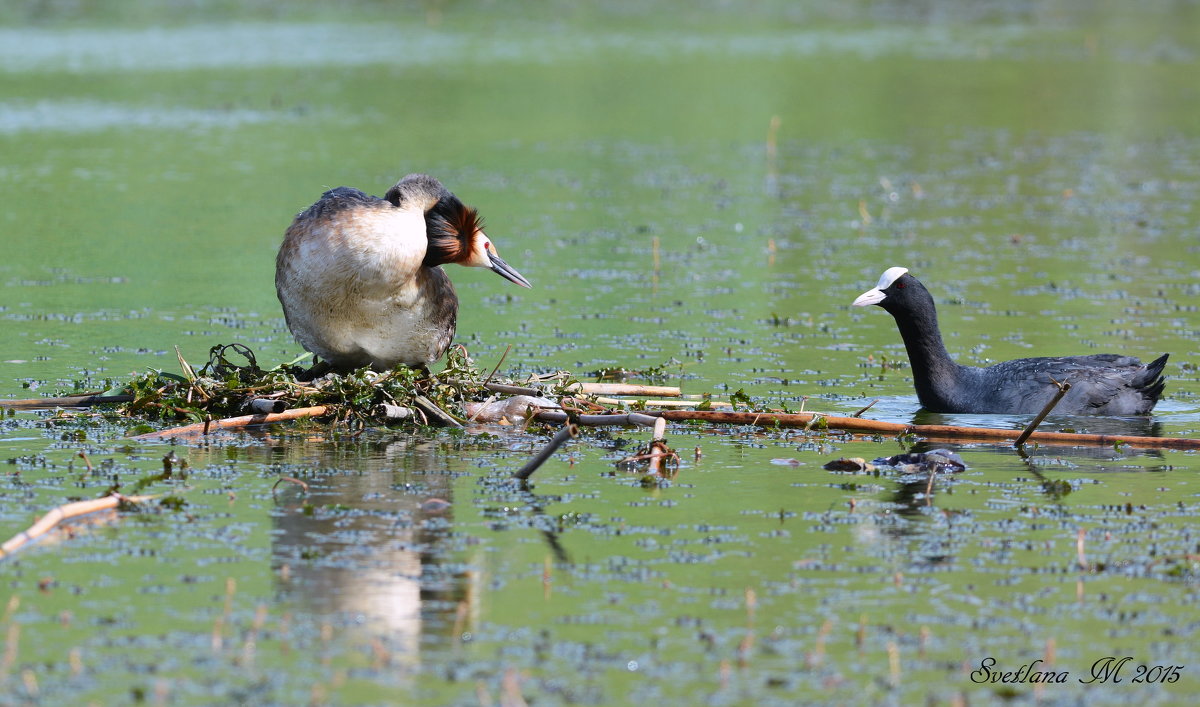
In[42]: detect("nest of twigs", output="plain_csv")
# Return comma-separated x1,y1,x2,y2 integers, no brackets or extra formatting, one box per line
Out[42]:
121,343,575,428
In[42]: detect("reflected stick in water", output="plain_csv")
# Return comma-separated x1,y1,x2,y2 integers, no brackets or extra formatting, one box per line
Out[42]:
271,476,309,498
514,424,579,480
1076,528,1088,570
0,494,158,559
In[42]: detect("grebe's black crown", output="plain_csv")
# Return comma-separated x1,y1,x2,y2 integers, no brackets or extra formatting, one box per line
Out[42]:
385,173,451,210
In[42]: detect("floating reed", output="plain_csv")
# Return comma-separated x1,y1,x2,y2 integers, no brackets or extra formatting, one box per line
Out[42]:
0,394,133,410
131,406,329,440
533,409,1200,450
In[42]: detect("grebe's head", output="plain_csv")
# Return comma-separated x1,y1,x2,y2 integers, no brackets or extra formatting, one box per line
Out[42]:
388,173,532,288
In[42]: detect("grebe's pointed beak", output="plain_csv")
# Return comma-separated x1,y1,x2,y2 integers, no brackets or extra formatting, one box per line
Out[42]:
488,251,532,289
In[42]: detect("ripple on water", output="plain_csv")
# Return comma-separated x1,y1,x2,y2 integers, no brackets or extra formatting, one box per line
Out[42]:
0,100,292,135
0,23,1039,74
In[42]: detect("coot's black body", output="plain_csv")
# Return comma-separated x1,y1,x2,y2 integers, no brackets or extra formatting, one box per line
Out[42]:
853,267,1168,415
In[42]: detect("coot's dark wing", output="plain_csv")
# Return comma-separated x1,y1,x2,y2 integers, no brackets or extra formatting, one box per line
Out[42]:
983,353,1167,415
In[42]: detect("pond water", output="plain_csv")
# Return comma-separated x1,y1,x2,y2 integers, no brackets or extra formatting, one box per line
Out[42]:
2,2,1199,704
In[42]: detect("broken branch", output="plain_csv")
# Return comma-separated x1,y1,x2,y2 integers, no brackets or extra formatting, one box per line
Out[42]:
514,424,578,481
1014,380,1072,448
534,409,1200,450
130,406,330,441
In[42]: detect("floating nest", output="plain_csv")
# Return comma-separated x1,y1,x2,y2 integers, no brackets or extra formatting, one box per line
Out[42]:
122,343,580,430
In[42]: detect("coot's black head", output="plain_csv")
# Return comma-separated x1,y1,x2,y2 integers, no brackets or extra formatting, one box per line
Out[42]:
385,173,531,288
852,267,934,315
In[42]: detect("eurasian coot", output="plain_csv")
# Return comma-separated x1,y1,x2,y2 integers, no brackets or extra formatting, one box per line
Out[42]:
852,267,1168,415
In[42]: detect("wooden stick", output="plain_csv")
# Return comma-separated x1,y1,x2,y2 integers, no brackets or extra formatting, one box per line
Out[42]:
852,399,880,418
375,404,414,421
514,424,578,481
482,344,512,386
479,382,682,399
593,397,732,408
651,416,667,442
1,494,157,558
1013,381,1071,448
412,395,463,428
648,417,668,474
532,409,1200,450
483,383,541,397
130,406,329,440
569,383,681,397
535,411,642,426
0,394,133,410
627,413,660,427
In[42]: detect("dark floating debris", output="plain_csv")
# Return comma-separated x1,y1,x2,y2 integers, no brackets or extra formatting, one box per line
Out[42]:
823,458,876,473
872,449,967,473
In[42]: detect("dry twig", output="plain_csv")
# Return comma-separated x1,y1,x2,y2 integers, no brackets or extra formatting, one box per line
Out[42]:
131,406,330,441
1014,379,1072,448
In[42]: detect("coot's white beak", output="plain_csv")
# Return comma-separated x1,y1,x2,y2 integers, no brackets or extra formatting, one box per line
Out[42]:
853,266,907,307
853,288,886,307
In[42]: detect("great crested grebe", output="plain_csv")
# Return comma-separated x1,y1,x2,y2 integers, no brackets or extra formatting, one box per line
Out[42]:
276,173,531,373
853,267,1167,415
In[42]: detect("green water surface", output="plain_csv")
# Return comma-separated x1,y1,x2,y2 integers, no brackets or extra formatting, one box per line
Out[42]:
2,2,1199,705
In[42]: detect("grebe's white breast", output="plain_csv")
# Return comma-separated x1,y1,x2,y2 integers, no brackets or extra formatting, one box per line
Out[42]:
276,188,457,370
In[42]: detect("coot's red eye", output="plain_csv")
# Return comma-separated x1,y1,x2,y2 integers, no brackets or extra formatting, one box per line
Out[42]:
896,282,906,289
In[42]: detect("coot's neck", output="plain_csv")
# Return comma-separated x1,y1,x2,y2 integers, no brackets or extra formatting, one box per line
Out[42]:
887,297,965,410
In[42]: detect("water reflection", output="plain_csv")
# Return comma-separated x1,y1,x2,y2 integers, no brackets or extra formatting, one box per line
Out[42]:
863,434,1169,571
199,432,476,664
913,409,1167,439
